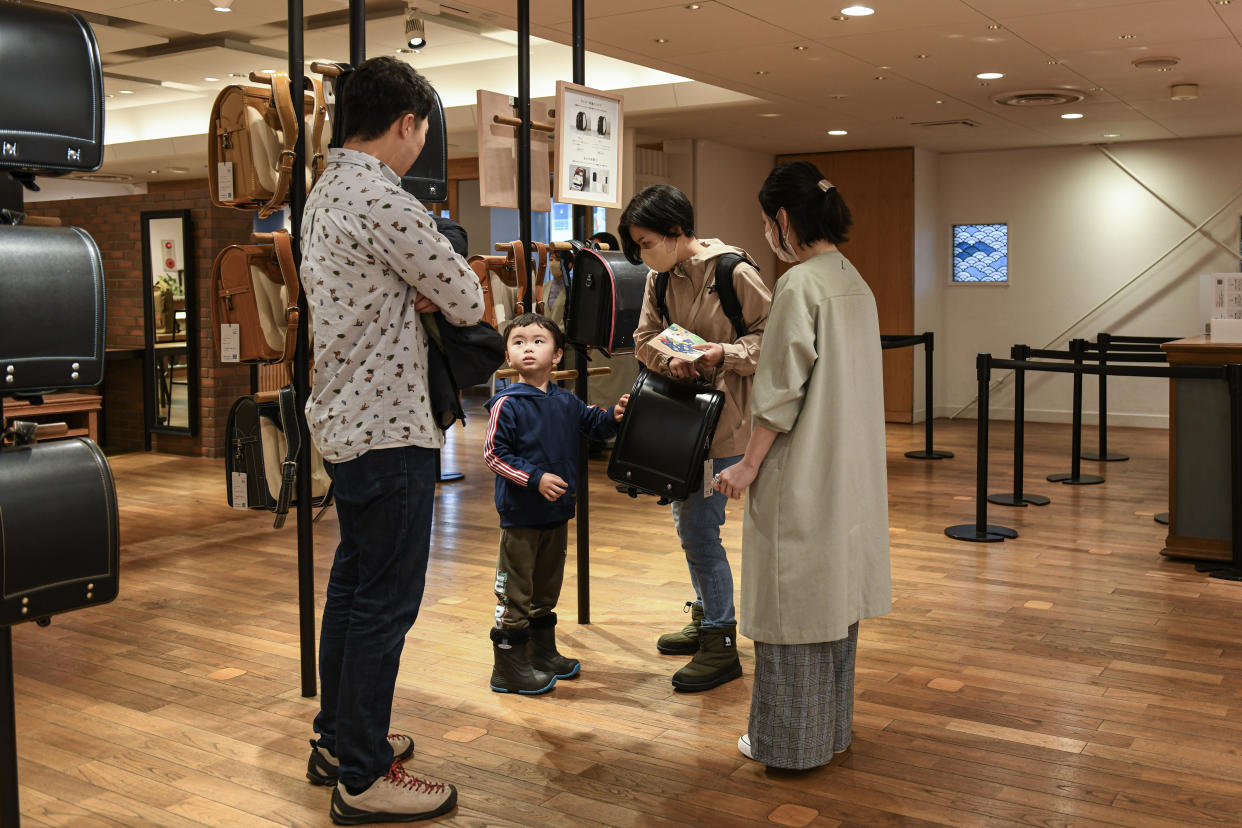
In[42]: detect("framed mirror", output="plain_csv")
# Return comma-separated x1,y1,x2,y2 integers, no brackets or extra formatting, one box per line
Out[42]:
140,209,198,438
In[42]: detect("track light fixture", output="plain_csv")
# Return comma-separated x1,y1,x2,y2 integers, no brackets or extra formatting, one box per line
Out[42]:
405,9,427,49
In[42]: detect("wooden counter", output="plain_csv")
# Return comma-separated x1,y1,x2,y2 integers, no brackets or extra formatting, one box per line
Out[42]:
1161,336,1241,561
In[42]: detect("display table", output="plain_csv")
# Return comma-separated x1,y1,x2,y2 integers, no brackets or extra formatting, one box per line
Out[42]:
3,391,101,442
1162,336,1239,561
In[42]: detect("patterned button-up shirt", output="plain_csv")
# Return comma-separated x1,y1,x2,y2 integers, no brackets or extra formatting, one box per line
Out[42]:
301,148,483,462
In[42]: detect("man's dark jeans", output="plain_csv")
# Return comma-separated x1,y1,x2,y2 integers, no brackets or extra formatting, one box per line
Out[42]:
313,445,437,789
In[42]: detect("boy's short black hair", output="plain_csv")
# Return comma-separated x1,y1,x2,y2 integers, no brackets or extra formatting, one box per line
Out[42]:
503,312,565,351
341,56,436,142
617,184,695,266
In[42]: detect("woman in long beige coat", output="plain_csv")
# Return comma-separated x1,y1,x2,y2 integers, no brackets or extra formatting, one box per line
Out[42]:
715,161,891,770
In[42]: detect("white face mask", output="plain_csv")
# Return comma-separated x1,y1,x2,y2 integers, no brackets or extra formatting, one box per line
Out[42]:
765,217,799,263
640,235,680,273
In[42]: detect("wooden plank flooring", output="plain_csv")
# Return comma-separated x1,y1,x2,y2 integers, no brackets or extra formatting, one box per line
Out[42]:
12,395,1242,827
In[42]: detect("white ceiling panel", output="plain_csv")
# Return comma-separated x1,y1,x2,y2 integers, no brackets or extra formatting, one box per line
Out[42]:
95,0,348,37
103,75,206,110
1001,0,1228,55
106,45,290,85
34,0,149,15
91,21,167,53
251,17,514,67
721,0,991,39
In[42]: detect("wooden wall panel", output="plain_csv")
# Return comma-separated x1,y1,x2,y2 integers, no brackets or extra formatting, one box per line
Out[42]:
775,148,915,422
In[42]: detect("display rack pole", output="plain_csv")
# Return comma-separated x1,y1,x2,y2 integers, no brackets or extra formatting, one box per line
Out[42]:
349,0,364,65
289,0,317,699
569,0,592,624
516,0,533,313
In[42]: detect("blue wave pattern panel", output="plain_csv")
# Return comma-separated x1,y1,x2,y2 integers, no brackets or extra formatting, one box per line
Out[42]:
953,223,1008,283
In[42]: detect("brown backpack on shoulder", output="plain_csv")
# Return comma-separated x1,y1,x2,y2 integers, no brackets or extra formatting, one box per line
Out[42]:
210,230,300,364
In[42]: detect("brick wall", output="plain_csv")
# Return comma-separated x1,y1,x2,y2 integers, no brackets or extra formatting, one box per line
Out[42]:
26,181,254,457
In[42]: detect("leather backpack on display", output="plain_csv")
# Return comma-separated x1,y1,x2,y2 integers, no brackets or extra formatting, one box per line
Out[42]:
210,230,300,365
607,367,724,503
207,72,328,217
0,224,106,393
564,246,648,356
468,240,548,329
225,385,333,529
0,428,119,626
0,4,104,179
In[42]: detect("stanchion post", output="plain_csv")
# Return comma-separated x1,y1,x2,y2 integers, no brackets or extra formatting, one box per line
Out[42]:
946,353,1017,542
1082,332,1129,462
906,331,954,460
1048,338,1104,485
989,345,1050,507
570,0,590,625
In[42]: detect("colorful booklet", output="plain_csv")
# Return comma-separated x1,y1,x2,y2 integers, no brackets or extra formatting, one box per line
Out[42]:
650,323,708,361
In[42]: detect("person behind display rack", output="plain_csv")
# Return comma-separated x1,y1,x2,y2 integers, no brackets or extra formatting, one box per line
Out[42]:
619,183,773,692
299,56,484,824
715,161,892,770
482,313,628,694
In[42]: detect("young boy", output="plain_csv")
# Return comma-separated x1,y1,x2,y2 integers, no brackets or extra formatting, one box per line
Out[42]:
483,313,628,694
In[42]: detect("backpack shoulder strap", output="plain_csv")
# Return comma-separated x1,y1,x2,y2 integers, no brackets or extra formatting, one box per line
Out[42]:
712,253,751,339
272,384,300,529
260,72,299,219
654,270,671,327
253,230,302,363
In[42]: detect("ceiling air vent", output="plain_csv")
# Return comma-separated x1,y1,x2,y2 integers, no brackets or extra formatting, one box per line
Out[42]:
911,119,981,128
992,89,1085,107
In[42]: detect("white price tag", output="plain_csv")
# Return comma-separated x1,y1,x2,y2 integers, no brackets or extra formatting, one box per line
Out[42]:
704,459,714,498
217,161,234,202
231,472,248,510
220,323,240,362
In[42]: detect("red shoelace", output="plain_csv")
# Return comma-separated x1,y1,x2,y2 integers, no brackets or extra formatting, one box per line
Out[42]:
384,760,446,794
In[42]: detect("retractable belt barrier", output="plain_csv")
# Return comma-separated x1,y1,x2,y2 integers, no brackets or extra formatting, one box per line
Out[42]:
880,332,954,460
946,351,1242,581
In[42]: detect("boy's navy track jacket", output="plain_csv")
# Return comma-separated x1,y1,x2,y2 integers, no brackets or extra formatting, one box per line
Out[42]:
484,383,619,528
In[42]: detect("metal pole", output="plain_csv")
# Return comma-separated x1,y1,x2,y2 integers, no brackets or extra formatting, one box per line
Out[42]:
517,0,533,311
906,332,953,460
570,0,591,624
945,354,1015,542
1082,332,1128,462
349,0,365,65
0,627,17,827
1048,338,1104,485
290,0,317,698
989,345,1049,508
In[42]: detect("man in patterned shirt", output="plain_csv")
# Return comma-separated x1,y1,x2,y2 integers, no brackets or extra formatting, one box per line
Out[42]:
300,57,483,825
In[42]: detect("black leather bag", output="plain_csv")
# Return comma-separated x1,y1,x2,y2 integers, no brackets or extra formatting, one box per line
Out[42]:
0,4,104,177
565,247,648,356
607,367,724,503
0,225,106,394
0,435,118,626
401,86,448,204
225,385,333,528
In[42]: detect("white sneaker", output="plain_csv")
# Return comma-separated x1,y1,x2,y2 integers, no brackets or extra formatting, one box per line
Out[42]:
330,760,456,825
737,733,755,760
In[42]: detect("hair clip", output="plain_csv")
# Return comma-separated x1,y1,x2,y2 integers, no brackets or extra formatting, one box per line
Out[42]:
817,179,834,192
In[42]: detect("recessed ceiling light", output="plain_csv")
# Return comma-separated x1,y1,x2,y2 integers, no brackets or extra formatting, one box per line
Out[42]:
986,23,1001,30
685,2,700,8
213,5,231,11
169,166,189,173
1104,132,1121,137
1119,33,1137,39
794,45,809,51
831,15,848,21
147,169,159,174
759,113,782,118
105,94,114,99
1216,0,1231,5
204,76,218,82
841,5,874,16
976,72,1004,79
827,130,848,135
1061,113,1085,119
263,69,277,74
228,72,247,78
935,99,944,104
755,70,769,75
915,53,928,59
118,89,134,94
654,38,668,43
1047,60,1061,65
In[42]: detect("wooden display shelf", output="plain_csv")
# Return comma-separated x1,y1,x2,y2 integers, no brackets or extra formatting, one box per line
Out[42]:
3,391,101,442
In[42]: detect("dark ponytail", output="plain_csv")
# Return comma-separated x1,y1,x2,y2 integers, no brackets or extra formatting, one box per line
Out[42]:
758,161,852,247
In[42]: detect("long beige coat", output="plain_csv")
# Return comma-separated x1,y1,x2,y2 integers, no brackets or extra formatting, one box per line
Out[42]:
740,251,892,645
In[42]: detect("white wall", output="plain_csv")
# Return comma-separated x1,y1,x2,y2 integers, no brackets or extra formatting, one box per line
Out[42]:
932,135,1242,428
692,140,776,278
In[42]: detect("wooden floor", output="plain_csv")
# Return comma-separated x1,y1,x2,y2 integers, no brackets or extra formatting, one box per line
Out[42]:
12,396,1242,827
